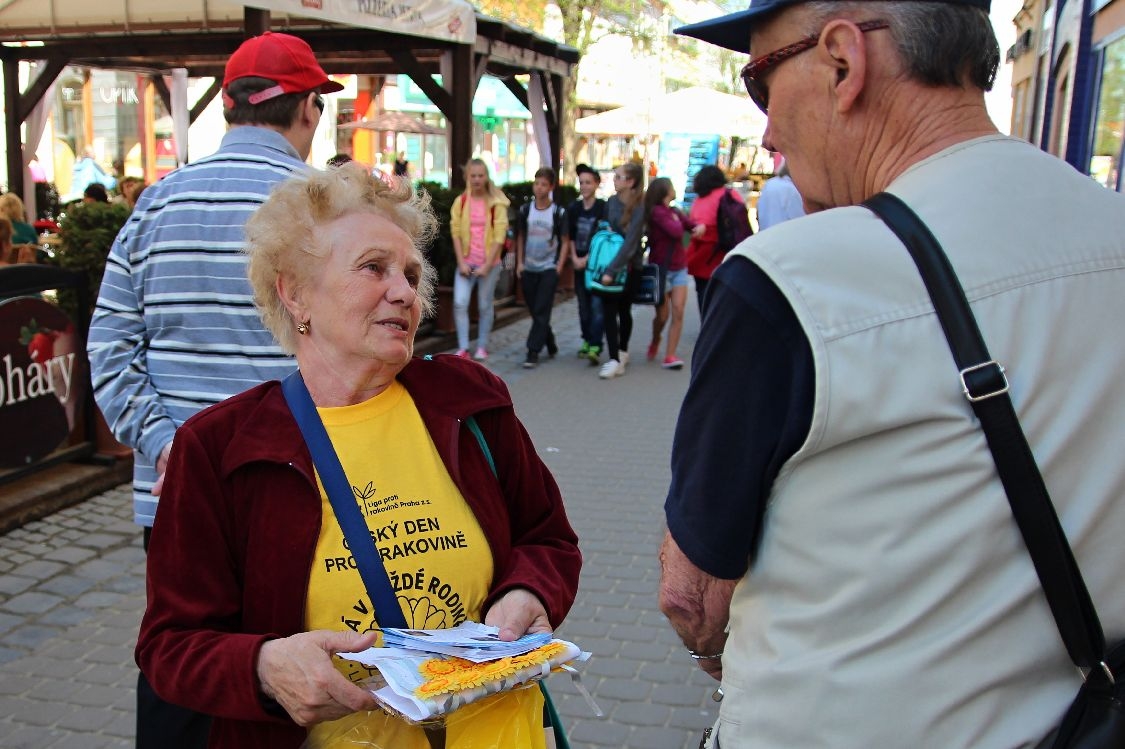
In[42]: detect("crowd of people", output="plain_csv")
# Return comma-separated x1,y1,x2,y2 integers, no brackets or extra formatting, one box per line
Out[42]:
12,0,1118,746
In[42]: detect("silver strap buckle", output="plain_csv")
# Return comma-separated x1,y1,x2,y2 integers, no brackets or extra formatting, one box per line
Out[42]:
960,360,1009,402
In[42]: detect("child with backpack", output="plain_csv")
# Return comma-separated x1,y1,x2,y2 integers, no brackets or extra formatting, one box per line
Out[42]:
516,167,568,368
564,164,607,363
685,165,751,312
591,162,646,379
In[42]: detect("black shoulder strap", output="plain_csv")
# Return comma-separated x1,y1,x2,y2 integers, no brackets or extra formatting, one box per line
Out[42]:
863,191,1107,674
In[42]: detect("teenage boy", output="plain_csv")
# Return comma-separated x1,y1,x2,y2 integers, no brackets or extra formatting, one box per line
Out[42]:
565,163,607,363
516,167,568,368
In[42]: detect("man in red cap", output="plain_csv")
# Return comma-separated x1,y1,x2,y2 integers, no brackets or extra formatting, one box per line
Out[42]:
87,31,340,749
659,2,1125,748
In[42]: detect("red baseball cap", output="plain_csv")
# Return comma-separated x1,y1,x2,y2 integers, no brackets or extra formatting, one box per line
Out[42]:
223,31,344,105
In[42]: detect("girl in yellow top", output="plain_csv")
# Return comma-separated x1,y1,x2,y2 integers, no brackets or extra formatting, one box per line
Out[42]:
449,158,509,361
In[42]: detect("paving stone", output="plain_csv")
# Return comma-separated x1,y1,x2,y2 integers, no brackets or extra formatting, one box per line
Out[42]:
650,682,711,707
26,676,86,701
590,676,651,702
49,730,120,748
101,708,135,739
72,663,130,685
611,701,672,727
73,533,126,551
17,653,83,678
0,575,37,596
0,725,68,749
594,606,642,625
37,574,98,598
11,560,66,580
0,646,26,665
70,560,128,581
3,695,66,726
626,725,697,749
568,718,630,746
2,590,64,615
585,658,641,679
54,705,118,731
49,606,97,627
72,592,125,610
5,625,66,650
669,705,719,731
42,547,98,565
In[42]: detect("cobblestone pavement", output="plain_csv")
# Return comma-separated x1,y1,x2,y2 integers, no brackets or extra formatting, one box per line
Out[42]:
0,292,720,748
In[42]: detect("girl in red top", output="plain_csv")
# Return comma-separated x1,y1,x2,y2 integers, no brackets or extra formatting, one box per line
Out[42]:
644,177,701,369
685,165,742,312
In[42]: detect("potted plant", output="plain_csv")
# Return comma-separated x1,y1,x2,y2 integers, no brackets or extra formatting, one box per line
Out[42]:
47,201,130,323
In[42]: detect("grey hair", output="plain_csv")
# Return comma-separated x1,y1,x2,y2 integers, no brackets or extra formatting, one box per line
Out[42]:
245,167,438,353
803,2,999,91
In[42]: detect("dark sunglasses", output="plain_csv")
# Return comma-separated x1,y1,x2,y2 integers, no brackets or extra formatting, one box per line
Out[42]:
313,94,325,113
740,20,890,114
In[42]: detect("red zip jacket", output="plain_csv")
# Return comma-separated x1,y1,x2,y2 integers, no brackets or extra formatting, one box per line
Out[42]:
136,354,581,749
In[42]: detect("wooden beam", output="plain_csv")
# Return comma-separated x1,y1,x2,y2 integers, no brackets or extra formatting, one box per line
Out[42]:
151,75,172,118
189,79,221,124
17,58,68,123
389,49,452,117
501,77,529,110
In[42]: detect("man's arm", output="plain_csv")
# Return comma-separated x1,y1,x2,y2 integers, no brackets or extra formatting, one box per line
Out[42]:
659,532,736,680
87,227,177,466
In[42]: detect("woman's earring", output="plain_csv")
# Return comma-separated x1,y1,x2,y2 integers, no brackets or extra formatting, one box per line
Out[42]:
296,321,310,335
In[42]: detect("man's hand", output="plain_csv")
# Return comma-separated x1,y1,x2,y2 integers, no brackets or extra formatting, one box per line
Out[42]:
658,531,737,681
484,588,552,642
151,440,174,497
256,630,379,727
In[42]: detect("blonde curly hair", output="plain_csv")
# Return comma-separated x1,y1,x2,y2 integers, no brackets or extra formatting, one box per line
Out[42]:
245,168,438,353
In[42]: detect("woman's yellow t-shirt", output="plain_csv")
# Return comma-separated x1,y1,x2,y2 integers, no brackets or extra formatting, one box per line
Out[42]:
303,382,544,748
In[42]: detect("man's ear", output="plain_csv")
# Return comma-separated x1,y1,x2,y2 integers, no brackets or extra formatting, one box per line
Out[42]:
820,20,869,113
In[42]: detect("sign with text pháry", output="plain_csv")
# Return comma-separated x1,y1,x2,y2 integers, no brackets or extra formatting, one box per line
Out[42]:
0,297,86,467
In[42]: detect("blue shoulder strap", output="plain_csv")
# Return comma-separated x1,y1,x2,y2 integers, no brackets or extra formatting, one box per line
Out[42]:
280,371,408,629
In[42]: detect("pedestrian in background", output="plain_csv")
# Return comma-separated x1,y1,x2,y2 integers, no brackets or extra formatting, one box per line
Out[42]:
643,177,700,370
755,159,805,230
685,165,744,312
595,161,645,379
661,1,1125,747
565,163,606,363
86,30,342,749
449,157,510,361
516,166,568,368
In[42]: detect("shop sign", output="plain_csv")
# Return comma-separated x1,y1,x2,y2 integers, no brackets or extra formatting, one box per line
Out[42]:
0,297,86,468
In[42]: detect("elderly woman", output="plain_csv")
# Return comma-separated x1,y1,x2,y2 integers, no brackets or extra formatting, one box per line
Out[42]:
136,168,581,749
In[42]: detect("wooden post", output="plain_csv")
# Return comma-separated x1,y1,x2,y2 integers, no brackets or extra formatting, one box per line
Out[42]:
3,57,23,199
450,43,473,192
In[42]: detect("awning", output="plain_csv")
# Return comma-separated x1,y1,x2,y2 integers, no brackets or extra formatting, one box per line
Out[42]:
0,0,476,43
575,87,767,140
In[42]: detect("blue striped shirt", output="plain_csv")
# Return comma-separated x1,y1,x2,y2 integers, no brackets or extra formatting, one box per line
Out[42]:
88,127,308,527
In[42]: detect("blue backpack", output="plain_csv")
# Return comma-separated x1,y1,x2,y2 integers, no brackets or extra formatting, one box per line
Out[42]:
585,221,627,294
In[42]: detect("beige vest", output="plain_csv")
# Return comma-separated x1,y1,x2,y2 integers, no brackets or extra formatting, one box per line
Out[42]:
718,136,1125,748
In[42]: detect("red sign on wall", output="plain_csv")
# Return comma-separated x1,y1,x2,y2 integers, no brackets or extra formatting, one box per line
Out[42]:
0,297,87,468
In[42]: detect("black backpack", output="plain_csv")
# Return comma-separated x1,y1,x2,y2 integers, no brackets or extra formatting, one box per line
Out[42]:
714,188,753,259
518,201,567,260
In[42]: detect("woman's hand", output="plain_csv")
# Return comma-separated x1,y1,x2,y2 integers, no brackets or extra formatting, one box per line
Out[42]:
691,224,706,239
484,588,552,642
601,273,614,286
458,263,472,278
256,630,379,727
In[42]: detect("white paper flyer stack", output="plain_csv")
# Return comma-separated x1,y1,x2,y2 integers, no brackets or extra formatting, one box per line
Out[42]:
337,621,588,723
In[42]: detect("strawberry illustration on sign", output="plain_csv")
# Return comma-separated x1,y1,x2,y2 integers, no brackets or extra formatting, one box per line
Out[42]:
19,318,58,363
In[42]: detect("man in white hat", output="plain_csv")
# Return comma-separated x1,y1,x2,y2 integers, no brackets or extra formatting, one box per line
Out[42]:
88,31,341,748
659,2,1125,747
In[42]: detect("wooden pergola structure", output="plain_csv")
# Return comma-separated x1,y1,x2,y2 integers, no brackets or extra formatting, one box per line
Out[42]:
0,5,579,197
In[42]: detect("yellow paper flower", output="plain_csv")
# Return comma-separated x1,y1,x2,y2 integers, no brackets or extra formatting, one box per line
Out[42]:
419,659,457,677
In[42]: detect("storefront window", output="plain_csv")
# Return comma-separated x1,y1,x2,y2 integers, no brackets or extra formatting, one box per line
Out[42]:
1091,36,1125,190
